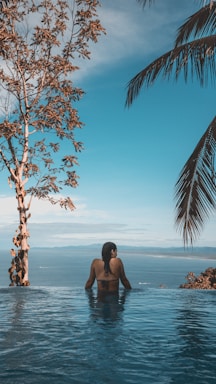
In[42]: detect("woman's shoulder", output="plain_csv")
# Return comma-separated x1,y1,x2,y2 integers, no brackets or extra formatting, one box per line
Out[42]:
92,258,102,264
110,257,123,265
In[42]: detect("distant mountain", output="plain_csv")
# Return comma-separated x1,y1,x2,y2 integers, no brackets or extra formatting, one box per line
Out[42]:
30,244,216,257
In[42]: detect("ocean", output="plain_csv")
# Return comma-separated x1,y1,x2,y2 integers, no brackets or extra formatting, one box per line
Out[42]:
0,247,216,383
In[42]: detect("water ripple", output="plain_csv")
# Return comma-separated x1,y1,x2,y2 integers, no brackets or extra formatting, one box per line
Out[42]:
0,287,216,383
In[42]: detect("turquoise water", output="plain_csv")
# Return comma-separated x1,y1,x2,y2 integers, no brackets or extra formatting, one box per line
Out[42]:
0,248,216,383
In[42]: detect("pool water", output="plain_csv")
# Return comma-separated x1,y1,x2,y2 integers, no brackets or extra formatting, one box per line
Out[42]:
0,250,216,383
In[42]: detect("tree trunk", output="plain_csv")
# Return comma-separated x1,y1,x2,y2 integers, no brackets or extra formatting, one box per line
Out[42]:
8,182,30,286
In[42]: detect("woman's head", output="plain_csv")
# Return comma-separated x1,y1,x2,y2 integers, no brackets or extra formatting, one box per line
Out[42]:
101,242,117,274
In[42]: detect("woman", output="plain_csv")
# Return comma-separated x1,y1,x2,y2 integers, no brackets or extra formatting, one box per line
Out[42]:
85,242,132,292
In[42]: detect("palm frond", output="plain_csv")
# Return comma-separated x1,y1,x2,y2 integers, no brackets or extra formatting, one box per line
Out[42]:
126,35,216,107
175,3,216,46
136,0,155,7
175,116,216,245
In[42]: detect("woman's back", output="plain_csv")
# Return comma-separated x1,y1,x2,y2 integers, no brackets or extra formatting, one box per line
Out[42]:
93,258,122,292
85,243,131,292
94,258,121,279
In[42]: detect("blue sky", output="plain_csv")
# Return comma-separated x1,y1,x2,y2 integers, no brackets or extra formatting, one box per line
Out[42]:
0,0,216,249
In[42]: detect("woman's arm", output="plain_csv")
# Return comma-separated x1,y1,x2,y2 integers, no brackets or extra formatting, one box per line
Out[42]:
119,259,132,289
85,260,96,289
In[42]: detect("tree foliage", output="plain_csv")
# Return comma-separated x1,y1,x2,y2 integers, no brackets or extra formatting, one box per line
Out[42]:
0,0,105,285
126,0,216,245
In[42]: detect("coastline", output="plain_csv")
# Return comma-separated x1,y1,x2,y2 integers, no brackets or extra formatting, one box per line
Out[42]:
1,245,216,260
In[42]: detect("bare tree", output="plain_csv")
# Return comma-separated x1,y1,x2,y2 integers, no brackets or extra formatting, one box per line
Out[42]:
126,0,216,245
0,0,105,286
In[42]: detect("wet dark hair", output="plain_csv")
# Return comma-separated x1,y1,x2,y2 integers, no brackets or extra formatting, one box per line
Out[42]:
101,242,117,275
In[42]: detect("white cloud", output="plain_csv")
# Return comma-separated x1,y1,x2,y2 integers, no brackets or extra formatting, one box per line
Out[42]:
0,194,181,248
75,0,198,81
1,193,216,248
0,194,109,224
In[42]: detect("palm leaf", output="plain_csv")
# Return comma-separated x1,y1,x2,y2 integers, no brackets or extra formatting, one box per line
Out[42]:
126,35,216,107
175,116,216,245
136,0,155,7
136,0,210,9
175,3,216,46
